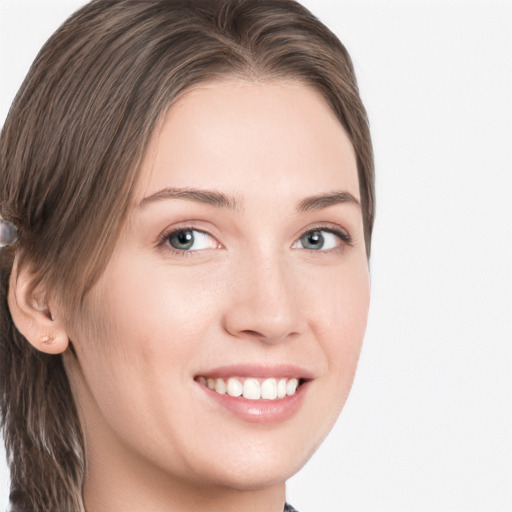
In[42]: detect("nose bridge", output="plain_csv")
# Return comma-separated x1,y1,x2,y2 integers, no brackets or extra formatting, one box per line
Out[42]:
223,242,305,343
251,245,292,310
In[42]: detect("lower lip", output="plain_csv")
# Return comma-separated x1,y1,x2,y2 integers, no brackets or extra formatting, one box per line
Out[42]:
198,381,309,424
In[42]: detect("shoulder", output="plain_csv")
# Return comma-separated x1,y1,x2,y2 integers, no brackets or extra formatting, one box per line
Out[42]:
284,504,300,512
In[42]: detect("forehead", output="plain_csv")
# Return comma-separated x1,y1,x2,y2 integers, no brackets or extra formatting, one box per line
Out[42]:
136,80,359,206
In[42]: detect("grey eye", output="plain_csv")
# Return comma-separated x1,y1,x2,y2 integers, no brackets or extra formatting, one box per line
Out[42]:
300,230,325,250
292,228,348,251
169,229,195,250
166,229,219,251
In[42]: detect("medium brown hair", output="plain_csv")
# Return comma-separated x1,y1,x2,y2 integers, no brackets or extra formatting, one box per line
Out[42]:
0,1,374,510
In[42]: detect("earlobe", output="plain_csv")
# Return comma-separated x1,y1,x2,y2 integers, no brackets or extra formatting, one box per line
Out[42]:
7,258,69,355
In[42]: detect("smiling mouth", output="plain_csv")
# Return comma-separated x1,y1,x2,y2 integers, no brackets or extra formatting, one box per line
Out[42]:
196,376,305,400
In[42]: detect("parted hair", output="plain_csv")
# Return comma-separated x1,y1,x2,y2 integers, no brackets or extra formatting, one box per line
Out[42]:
0,1,374,510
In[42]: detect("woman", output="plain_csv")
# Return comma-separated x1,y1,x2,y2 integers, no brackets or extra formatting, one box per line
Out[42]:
0,0,374,510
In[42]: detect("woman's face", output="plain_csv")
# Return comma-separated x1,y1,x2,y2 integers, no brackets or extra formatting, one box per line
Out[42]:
66,80,370,493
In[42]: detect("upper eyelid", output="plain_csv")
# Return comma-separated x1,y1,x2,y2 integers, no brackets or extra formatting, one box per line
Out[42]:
157,220,218,242
294,223,351,241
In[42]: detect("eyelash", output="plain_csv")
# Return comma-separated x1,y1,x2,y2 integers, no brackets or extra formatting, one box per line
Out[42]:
157,225,352,257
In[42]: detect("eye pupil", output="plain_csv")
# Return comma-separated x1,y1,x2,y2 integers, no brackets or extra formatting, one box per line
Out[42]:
170,230,194,249
302,230,324,249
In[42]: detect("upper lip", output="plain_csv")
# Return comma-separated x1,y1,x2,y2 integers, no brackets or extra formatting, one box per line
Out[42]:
195,364,314,380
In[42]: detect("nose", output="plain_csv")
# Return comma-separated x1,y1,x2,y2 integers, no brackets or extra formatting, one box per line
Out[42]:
222,250,307,344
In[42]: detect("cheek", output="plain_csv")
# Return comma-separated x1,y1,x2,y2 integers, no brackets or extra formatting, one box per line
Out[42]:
102,261,221,355
307,254,369,333
307,258,370,388
67,262,225,455
335,268,369,366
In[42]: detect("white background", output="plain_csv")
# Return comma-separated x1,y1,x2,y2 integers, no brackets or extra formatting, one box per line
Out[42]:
1,1,511,511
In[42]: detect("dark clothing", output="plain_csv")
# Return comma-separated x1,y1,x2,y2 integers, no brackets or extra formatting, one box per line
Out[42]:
284,504,300,512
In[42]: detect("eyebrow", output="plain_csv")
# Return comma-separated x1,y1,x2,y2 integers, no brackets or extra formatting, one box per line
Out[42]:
138,187,360,212
296,191,360,212
138,187,240,210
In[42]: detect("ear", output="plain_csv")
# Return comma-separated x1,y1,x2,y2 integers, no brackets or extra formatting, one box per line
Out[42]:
7,258,69,355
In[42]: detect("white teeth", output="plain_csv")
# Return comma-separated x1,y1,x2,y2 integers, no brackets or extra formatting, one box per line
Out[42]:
227,377,243,397
286,378,299,396
199,376,302,400
261,378,277,400
277,378,287,399
215,378,226,394
243,378,261,399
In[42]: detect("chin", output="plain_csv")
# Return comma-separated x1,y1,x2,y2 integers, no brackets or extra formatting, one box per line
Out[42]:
183,428,324,492
203,457,303,492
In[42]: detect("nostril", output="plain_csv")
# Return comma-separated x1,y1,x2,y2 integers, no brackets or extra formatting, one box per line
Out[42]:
222,300,306,344
240,329,263,337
